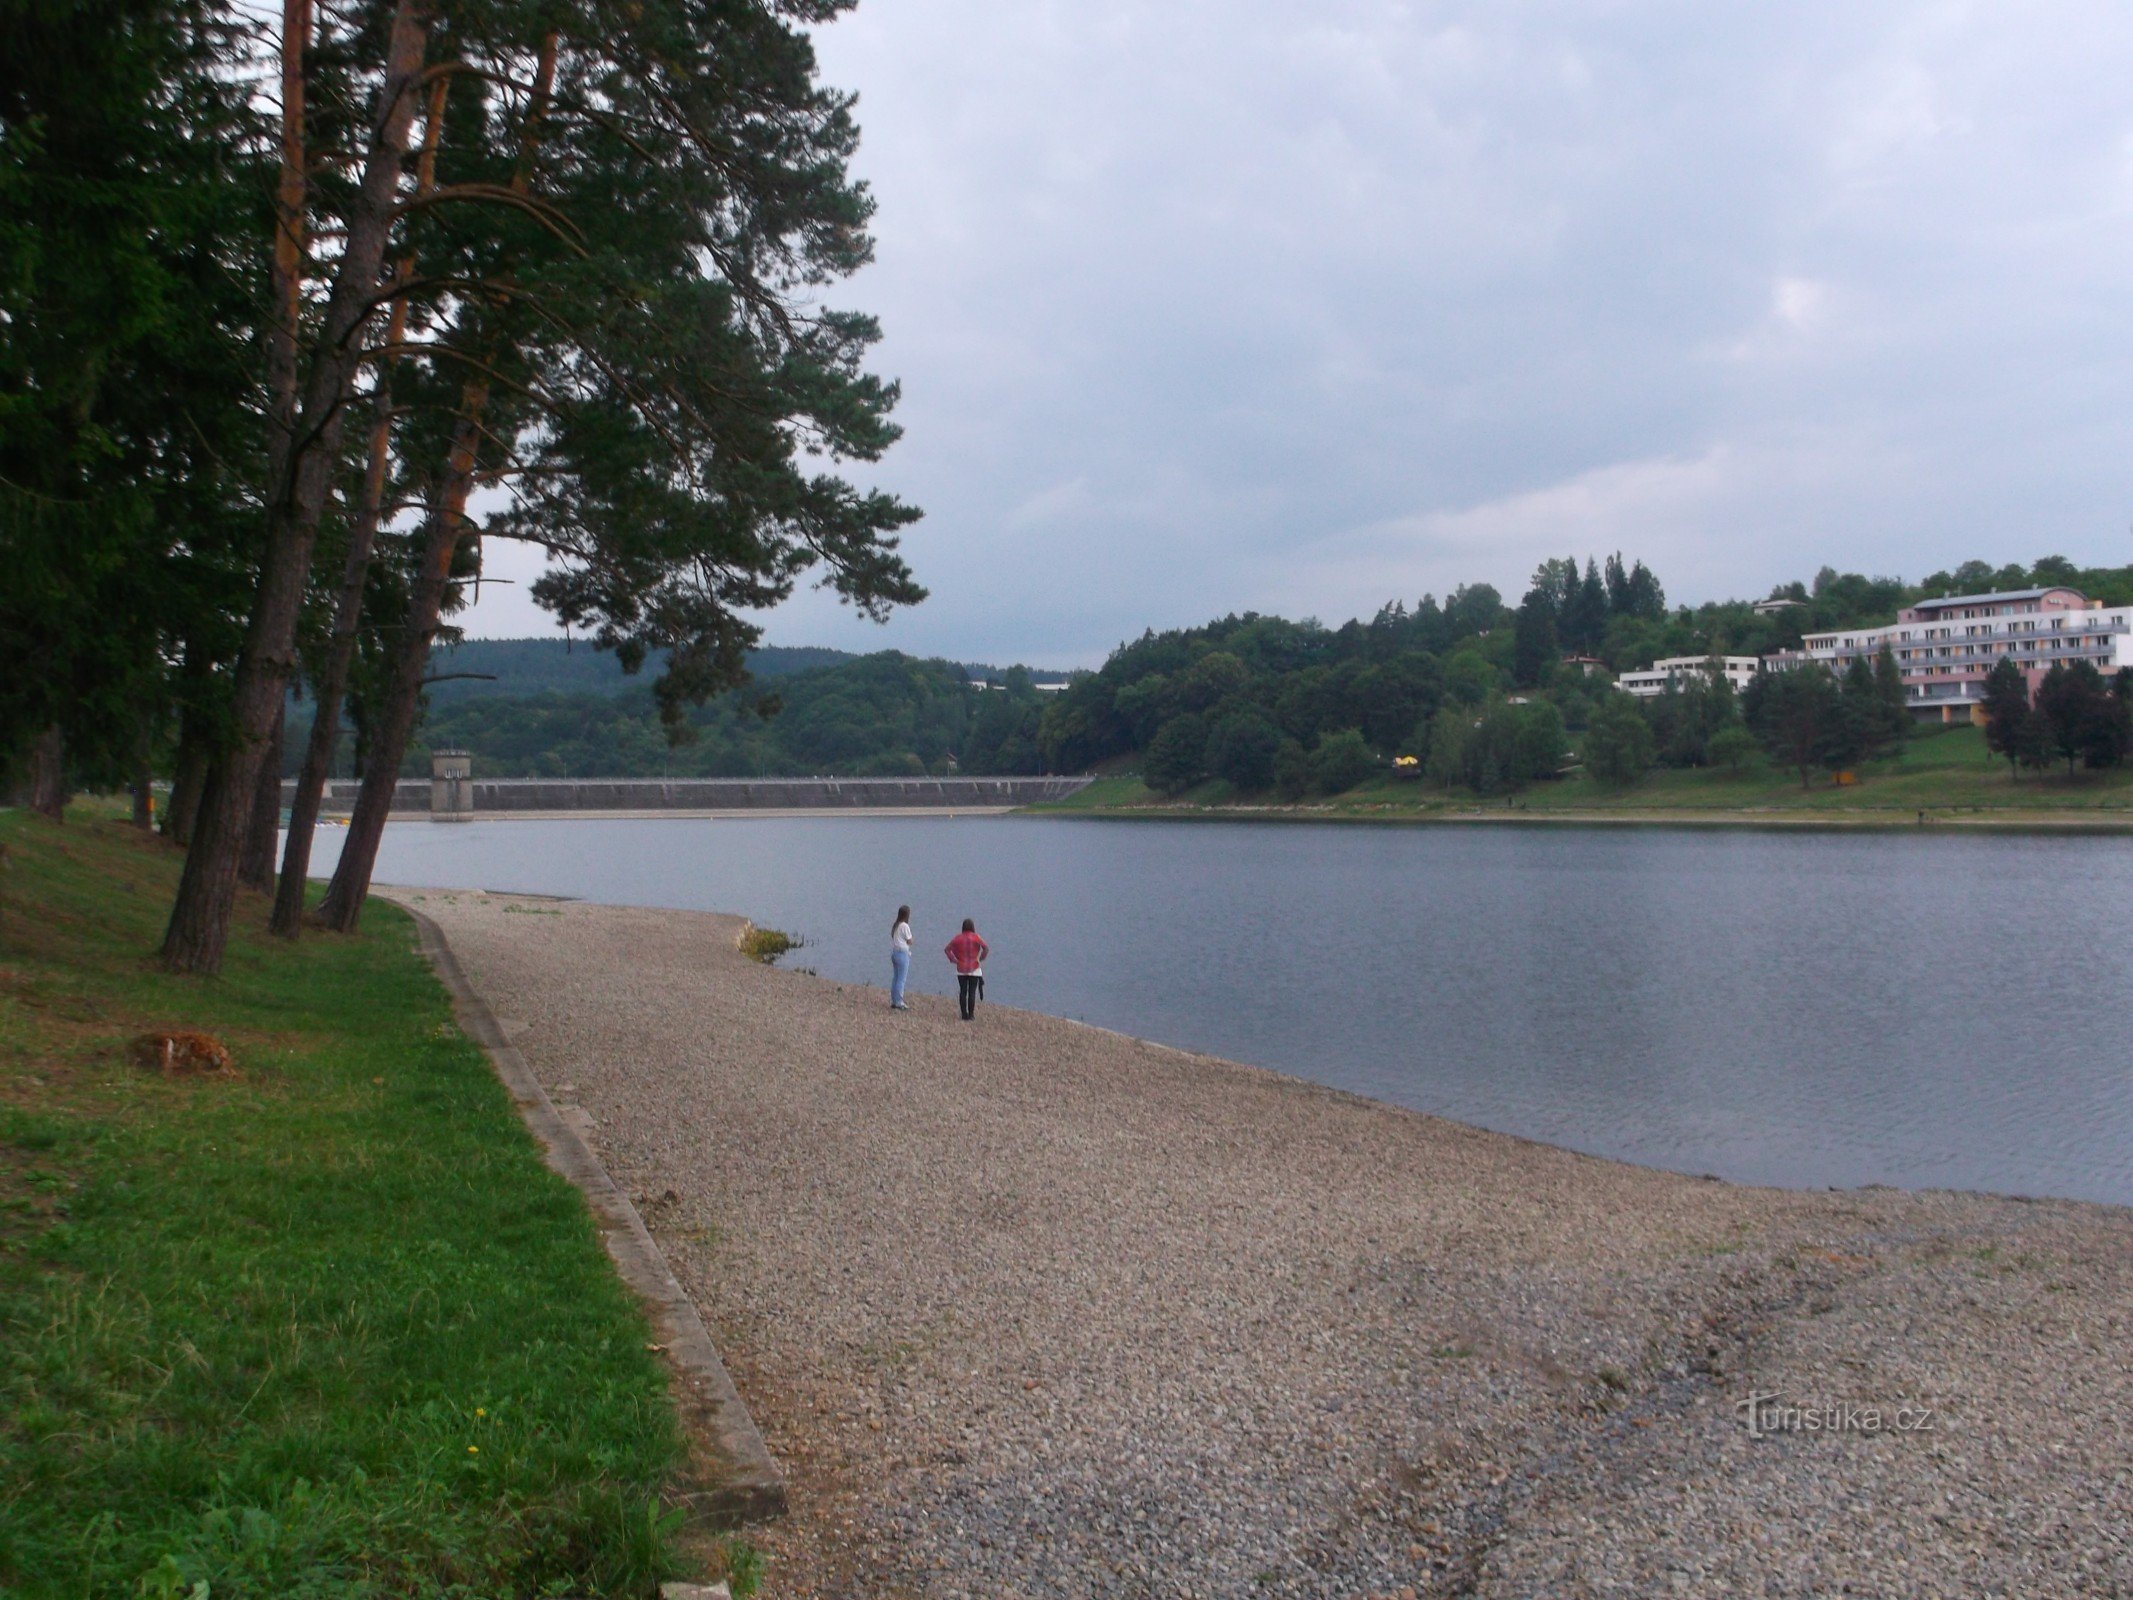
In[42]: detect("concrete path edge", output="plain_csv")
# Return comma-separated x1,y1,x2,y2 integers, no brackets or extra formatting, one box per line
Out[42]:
398,900,788,1525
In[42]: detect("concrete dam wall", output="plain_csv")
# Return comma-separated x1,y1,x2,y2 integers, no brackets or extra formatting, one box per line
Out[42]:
286,775,1093,815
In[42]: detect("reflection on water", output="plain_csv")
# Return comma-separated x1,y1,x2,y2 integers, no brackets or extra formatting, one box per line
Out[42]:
307,816,2133,1205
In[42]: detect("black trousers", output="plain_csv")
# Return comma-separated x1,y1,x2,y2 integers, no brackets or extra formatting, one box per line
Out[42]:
957,973,983,1019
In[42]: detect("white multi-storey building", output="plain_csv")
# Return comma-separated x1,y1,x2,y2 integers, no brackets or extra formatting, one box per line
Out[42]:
1617,655,1762,699
1764,587,2133,724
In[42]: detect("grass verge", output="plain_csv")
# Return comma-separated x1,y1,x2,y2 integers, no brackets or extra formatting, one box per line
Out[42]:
1035,726,2133,823
0,806,689,1598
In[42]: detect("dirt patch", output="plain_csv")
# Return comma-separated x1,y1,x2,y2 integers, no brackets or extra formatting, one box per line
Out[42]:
129,1031,237,1078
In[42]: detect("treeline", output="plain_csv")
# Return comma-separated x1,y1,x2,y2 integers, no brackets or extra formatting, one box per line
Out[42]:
293,652,1056,778
1036,552,2133,799
418,640,863,704
1,0,921,973
413,637,1070,705
1032,553,1684,792
1979,661,2133,777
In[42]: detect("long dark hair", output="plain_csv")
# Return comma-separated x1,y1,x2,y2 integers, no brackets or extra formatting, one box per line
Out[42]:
893,904,910,932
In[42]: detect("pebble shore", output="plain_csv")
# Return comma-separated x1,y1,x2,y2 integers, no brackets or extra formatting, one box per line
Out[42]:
406,891,2132,1599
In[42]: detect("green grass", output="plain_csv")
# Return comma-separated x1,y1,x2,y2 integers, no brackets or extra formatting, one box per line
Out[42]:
1036,726,2133,822
0,806,690,1598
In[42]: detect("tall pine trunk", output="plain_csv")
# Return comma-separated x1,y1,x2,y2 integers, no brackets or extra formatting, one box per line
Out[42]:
27,726,67,822
316,411,483,934
271,410,387,934
161,0,433,974
317,36,554,937
238,703,284,894
273,79,444,938
164,728,207,845
131,721,155,831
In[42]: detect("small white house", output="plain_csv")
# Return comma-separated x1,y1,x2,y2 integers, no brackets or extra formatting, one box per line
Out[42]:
1616,656,1761,699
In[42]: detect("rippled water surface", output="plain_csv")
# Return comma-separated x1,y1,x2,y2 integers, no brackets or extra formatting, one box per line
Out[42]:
307,817,2133,1204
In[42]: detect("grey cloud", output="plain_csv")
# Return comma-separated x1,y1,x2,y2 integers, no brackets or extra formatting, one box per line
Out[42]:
463,0,2133,665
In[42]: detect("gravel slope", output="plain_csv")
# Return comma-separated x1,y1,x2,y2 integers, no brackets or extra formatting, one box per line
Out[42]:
401,891,2132,1600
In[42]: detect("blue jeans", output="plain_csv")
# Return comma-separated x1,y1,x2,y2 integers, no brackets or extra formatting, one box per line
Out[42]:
890,948,910,1007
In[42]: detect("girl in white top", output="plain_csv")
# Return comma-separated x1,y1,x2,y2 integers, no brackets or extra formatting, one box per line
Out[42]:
889,904,913,1010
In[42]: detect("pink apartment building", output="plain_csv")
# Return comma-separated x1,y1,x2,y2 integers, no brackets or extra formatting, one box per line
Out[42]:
1765,587,2133,724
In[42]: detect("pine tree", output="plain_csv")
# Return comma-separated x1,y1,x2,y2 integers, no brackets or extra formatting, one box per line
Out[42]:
1979,658,2031,776
1512,591,1558,688
2036,662,2108,776
1744,666,1840,788
1871,644,1910,750
1562,559,1610,653
0,0,264,815
314,0,924,931
160,0,438,972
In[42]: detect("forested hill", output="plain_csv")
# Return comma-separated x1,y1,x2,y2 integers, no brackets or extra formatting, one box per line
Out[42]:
1030,551,2133,798
419,637,1072,702
311,554,2133,788
292,648,1072,780
421,638,853,701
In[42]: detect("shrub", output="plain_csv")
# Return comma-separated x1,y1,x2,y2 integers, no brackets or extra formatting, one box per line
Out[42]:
1273,738,1311,801
738,925,800,963
1583,694,1656,787
1310,728,1377,794
1143,713,1210,794
1207,711,1283,790
1708,723,1759,773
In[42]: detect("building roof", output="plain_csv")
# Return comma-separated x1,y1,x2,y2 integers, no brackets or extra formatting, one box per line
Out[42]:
1908,587,2080,612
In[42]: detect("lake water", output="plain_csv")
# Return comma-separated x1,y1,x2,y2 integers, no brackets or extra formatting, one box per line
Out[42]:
306,817,2133,1206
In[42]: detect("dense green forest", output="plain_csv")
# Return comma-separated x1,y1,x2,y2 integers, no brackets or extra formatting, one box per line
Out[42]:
419,640,860,702
290,649,1063,778
1033,552,2133,799
300,553,2133,787
413,638,1067,703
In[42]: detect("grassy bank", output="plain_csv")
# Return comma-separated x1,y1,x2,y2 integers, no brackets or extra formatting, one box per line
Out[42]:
1038,724,2133,824
0,808,689,1597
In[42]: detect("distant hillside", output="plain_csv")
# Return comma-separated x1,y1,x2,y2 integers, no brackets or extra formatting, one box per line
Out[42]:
284,644,1077,780
422,639,856,702
422,637,1068,702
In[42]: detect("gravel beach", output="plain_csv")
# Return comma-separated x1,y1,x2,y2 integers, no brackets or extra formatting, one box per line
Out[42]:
401,890,2132,1599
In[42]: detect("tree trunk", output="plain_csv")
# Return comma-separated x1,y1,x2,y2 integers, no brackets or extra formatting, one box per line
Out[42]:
317,37,552,938
273,77,445,939
131,721,155,830
161,0,434,974
267,0,310,451
238,703,285,894
317,417,483,934
164,726,208,845
272,423,384,934
27,725,67,822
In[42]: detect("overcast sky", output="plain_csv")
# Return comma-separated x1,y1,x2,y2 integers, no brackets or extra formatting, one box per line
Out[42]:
462,0,2133,666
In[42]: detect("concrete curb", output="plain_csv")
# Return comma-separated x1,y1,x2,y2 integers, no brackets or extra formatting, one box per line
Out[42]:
399,901,788,1525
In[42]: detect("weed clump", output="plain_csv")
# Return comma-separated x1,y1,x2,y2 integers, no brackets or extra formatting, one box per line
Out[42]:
737,925,800,965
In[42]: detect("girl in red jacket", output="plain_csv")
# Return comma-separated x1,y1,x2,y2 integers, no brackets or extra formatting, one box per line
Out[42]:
944,918,989,1021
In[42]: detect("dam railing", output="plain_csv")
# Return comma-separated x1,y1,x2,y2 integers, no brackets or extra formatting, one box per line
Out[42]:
283,775,1094,816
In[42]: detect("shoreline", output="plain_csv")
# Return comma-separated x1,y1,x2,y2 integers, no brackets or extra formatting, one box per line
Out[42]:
388,880,2125,1213
316,799,2133,831
316,805,1023,822
405,887,2132,1597
1031,799,2133,832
